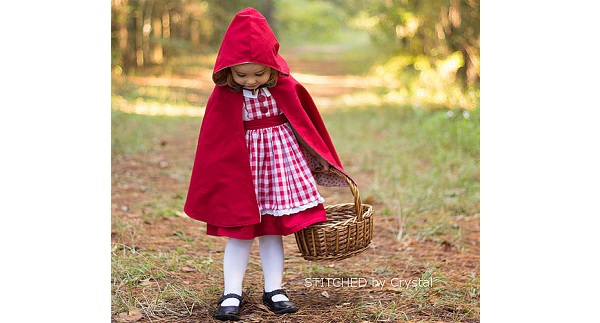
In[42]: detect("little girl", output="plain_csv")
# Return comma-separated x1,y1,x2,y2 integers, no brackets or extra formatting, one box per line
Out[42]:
184,7,350,321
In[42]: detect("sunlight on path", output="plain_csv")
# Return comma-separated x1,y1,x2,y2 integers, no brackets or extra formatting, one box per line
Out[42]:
112,72,383,117
113,95,207,117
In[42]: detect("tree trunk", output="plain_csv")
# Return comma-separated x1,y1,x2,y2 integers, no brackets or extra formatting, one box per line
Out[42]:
135,9,144,68
262,0,275,30
190,19,199,47
162,9,170,60
151,14,163,64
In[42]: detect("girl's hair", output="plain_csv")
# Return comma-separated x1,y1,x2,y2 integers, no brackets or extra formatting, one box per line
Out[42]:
214,67,279,91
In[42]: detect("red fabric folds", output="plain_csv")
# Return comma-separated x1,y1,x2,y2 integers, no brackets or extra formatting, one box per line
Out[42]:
183,8,352,228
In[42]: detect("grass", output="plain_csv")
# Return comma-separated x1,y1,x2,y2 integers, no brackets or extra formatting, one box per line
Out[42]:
111,244,215,318
111,109,200,155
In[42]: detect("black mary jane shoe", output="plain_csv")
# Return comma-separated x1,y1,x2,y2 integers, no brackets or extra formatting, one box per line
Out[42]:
263,289,300,314
214,293,243,321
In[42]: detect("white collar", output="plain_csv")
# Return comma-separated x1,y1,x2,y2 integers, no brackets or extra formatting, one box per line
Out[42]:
242,87,271,98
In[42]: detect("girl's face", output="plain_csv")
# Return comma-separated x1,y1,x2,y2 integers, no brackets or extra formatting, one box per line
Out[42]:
231,63,272,90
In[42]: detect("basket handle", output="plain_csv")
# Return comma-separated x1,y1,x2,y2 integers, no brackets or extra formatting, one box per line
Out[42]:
312,167,364,221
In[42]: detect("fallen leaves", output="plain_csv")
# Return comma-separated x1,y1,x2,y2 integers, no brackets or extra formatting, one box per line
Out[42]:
181,266,197,272
114,308,143,322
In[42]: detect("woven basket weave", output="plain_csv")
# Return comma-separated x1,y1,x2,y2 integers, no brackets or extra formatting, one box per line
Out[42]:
294,168,374,261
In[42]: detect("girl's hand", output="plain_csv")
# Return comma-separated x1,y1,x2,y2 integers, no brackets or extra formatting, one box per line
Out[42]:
292,129,330,172
317,156,330,172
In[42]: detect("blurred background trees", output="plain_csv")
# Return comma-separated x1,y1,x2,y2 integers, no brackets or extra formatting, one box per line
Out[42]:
111,0,479,109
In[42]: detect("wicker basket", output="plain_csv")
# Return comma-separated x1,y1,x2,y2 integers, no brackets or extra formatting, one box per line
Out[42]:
294,168,374,261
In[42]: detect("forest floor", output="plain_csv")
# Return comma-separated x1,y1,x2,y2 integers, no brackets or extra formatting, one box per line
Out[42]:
111,47,480,322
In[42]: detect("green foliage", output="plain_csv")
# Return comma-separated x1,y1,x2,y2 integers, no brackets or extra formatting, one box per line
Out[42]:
340,0,480,88
274,0,349,44
273,0,480,106
112,0,479,100
372,52,479,109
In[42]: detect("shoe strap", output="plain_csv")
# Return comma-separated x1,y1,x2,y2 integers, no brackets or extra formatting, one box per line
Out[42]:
218,293,243,305
264,289,288,300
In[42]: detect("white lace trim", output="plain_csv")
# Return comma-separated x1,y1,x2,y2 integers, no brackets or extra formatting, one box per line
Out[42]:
260,196,325,217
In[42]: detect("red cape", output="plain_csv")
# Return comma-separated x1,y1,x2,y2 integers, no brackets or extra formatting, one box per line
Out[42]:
183,8,351,227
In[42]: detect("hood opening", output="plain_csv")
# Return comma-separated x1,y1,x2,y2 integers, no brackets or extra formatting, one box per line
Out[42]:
212,7,290,86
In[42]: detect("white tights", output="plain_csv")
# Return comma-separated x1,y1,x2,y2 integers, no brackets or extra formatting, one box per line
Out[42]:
220,235,290,306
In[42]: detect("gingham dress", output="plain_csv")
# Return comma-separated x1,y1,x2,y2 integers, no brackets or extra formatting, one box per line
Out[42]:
242,87,325,217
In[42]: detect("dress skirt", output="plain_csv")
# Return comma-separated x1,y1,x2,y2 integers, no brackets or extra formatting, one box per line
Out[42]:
206,203,326,239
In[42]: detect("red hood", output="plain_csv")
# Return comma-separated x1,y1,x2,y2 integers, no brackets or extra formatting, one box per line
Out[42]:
212,7,290,84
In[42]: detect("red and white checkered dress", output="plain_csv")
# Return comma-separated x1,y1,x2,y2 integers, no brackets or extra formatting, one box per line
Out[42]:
243,87,324,216
206,87,328,239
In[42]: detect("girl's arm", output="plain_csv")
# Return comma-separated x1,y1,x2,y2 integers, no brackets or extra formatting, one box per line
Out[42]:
292,128,330,172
